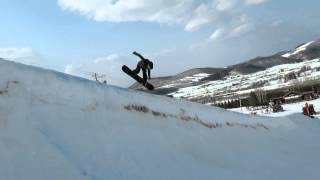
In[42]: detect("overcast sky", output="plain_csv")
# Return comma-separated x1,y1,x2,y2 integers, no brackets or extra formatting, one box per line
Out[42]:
1,0,320,87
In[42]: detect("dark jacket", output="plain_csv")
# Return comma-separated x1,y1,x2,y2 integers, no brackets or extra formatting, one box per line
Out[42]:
133,52,153,80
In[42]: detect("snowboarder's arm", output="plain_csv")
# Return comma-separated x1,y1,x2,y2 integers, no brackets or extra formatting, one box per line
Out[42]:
133,51,146,60
148,69,151,79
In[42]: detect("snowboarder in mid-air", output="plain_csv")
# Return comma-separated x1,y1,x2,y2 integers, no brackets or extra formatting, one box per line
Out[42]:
132,51,153,85
121,51,155,90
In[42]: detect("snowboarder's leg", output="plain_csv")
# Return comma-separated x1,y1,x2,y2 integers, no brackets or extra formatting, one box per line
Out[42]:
133,64,141,74
142,69,147,85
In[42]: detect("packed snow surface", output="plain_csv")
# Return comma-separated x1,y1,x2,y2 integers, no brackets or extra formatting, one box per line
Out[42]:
231,98,320,118
0,59,320,180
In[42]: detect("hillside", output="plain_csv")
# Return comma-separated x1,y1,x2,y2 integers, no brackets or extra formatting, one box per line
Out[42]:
0,59,320,180
129,68,224,95
131,39,320,104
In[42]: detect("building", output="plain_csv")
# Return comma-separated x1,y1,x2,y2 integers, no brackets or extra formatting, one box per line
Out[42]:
271,91,317,104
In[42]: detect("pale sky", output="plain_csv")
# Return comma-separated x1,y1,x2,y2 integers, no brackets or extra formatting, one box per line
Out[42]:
1,0,320,86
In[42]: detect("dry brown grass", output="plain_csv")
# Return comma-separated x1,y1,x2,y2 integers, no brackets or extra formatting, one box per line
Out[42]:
124,104,269,130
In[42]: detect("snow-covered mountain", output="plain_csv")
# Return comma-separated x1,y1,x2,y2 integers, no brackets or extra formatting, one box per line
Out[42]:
172,58,320,103
1,59,320,180
131,39,320,104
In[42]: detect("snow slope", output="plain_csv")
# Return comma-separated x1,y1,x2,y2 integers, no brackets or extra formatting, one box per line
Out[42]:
282,41,315,58
170,58,320,102
0,59,320,180
231,98,320,118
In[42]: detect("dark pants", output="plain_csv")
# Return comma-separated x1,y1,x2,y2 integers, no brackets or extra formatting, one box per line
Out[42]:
133,65,147,83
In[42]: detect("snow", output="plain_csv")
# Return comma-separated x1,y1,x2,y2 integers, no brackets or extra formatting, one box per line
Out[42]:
179,73,211,82
1,59,320,180
160,73,210,89
282,41,314,58
170,58,320,101
231,98,320,118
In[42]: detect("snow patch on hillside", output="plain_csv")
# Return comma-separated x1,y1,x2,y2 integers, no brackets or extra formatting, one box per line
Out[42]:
180,73,211,82
282,41,314,58
160,73,210,88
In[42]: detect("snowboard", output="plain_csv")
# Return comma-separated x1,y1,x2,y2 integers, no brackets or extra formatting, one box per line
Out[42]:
122,65,154,90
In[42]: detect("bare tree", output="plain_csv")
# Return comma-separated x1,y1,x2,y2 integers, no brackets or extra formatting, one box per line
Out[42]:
92,73,107,84
254,88,267,105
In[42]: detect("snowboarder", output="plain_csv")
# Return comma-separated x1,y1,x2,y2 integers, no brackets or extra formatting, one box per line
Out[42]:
303,102,317,118
303,102,310,116
309,104,317,115
132,51,153,85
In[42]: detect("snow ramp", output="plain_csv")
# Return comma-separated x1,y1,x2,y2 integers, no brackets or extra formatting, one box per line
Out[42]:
0,59,319,180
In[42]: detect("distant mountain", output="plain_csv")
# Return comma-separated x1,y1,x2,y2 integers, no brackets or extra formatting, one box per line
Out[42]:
131,39,320,104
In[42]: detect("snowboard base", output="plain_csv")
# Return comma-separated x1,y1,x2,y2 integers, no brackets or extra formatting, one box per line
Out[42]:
122,65,154,90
